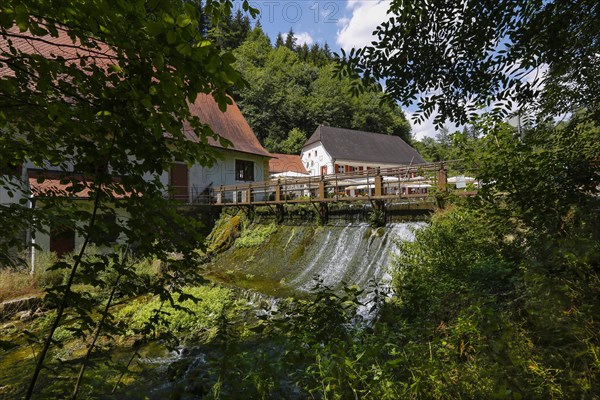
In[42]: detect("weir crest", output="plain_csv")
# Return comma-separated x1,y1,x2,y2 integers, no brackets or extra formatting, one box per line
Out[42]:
207,222,426,297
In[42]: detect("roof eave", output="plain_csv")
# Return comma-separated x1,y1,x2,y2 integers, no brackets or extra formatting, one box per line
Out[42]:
214,146,273,158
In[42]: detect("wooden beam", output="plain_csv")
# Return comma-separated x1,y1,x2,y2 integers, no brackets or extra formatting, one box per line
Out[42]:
275,179,281,203
374,167,383,197
437,163,447,190
318,176,325,199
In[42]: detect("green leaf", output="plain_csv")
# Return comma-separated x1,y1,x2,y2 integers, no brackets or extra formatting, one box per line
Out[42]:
146,21,164,36
15,5,29,31
152,53,164,69
218,71,234,85
166,30,177,44
176,14,191,28
109,64,123,73
176,43,192,57
162,13,175,25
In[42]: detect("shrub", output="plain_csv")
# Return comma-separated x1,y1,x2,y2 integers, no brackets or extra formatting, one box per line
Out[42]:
393,207,517,321
116,285,233,342
0,251,62,302
234,223,277,248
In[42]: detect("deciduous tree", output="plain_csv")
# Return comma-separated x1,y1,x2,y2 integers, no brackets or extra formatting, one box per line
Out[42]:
343,0,600,126
0,0,257,397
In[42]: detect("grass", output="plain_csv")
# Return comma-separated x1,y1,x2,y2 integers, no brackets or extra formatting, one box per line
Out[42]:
0,252,62,303
0,247,167,305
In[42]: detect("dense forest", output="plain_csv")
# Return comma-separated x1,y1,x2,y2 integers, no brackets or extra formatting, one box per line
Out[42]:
212,12,411,153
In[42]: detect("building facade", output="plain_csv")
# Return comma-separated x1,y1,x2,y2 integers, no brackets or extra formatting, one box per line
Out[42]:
301,125,425,176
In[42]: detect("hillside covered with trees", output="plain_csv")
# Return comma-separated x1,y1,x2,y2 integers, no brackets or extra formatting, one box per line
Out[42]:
212,14,411,153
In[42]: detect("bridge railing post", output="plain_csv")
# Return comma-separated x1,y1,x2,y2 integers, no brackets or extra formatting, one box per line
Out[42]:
335,174,338,201
319,175,325,200
437,163,447,190
265,181,269,202
374,167,382,197
397,168,402,197
275,178,281,202
216,186,223,205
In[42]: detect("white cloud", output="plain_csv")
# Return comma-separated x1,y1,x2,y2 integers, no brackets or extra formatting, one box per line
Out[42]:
336,0,391,50
521,63,548,86
336,17,350,28
295,31,314,46
406,111,436,141
345,0,362,10
405,110,463,141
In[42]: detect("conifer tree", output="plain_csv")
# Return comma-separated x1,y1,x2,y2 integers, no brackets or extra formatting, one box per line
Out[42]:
322,43,332,59
274,32,284,48
230,9,251,48
249,20,270,45
284,27,296,50
298,43,309,61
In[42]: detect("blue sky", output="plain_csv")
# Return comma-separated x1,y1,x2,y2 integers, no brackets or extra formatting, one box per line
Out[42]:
244,0,354,50
235,0,458,140
248,0,347,48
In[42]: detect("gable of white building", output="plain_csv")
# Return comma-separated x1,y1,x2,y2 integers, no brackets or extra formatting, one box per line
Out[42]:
301,125,425,176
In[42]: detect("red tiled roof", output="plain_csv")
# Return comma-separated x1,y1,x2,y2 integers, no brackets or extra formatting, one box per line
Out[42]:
28,170,128,199
269,153,308,174
185,94,271,157
1,26,269,158
0,25,114,76
29,176,93,199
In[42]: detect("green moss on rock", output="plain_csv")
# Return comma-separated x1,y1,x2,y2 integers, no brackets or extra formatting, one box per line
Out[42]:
206,214,242,254
234,223,278,248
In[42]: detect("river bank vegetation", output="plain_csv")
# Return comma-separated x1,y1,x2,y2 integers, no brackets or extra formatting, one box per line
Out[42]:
2,0,600,398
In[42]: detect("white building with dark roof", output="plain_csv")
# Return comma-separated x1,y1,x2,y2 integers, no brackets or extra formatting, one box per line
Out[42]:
301,125,425,176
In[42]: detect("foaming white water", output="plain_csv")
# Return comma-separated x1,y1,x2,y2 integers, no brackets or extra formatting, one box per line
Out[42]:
289,222,425,293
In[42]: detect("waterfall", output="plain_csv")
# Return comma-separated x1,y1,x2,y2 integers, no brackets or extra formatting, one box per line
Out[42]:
208,222,425,296
287,222,423,292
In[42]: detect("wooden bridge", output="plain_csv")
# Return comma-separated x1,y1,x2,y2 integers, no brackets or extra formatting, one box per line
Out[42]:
210,162,477,208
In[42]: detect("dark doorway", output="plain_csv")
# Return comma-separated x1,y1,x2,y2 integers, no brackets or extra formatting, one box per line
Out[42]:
50,224,75,257
170,163,189,202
